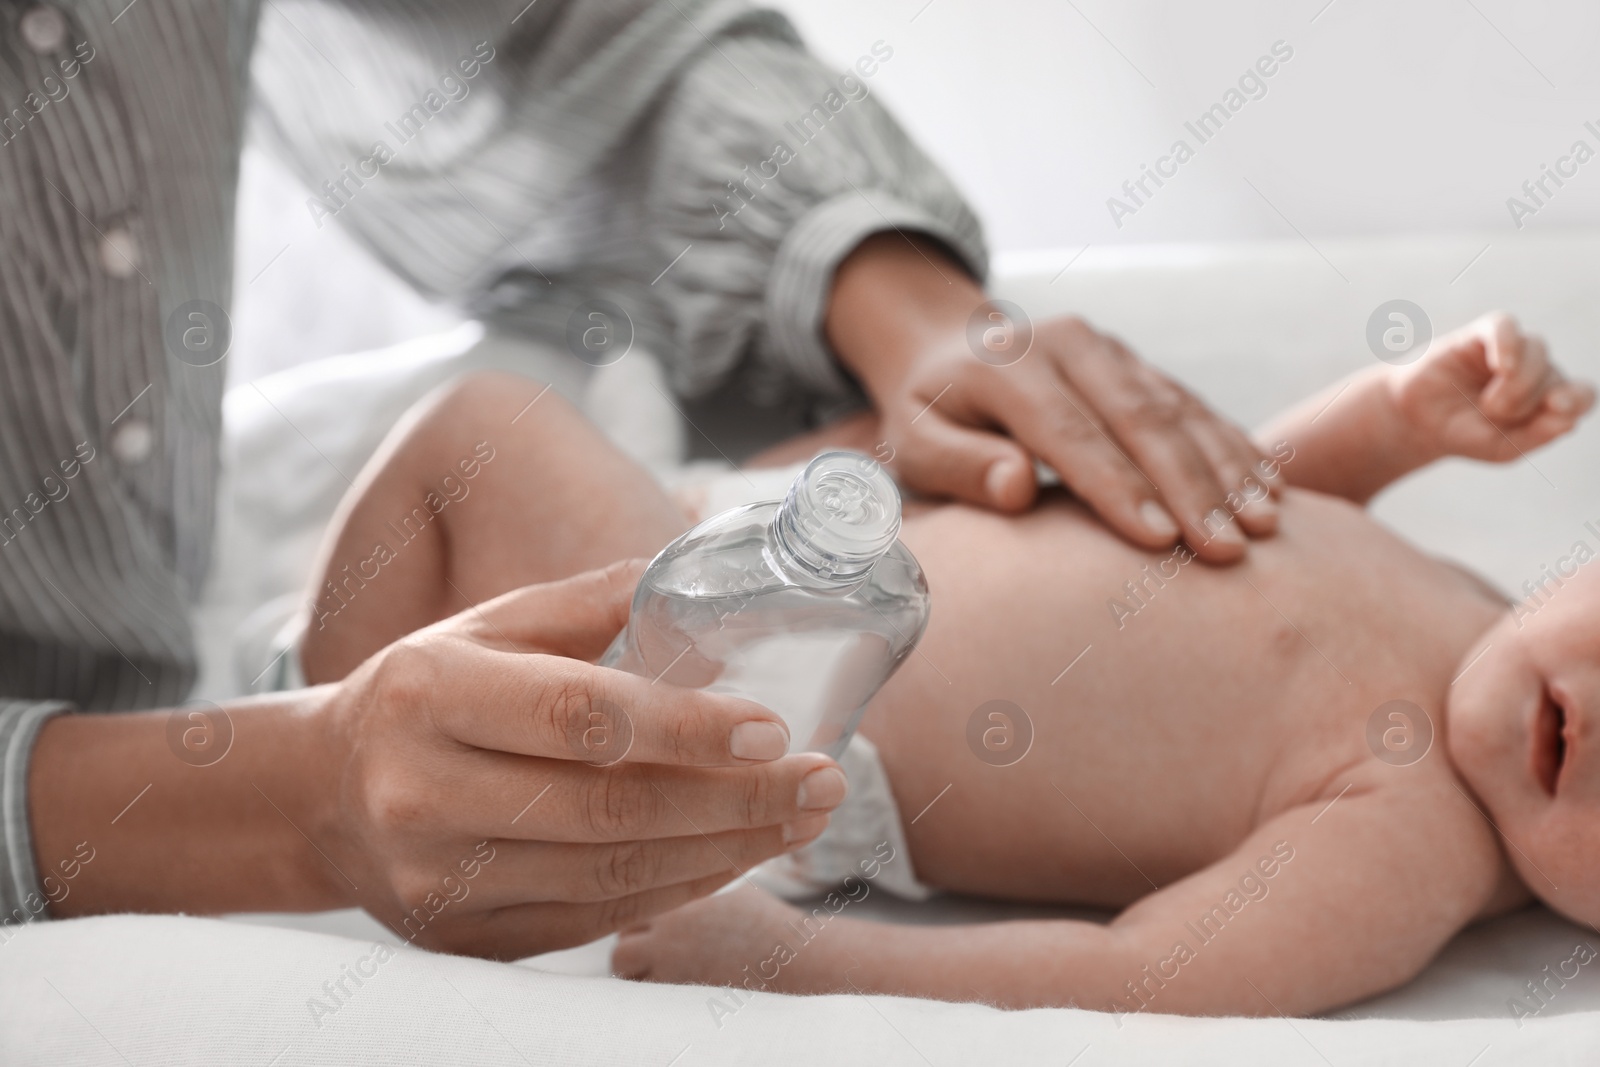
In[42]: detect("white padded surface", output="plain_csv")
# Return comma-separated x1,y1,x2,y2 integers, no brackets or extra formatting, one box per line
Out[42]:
4,913,1596,1066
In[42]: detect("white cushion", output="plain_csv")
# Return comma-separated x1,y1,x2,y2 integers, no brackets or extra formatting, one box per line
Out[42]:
2,913,1592,1065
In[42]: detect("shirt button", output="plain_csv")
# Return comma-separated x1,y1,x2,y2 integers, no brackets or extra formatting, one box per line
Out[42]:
98,227,141,279
111,419,154,465
19,7,67,55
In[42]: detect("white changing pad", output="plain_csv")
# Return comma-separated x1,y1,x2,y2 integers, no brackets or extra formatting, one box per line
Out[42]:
3,912,1596,1066
18,231,1600,1063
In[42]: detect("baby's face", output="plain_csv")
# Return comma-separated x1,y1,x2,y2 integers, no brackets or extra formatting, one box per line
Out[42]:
1448,562,1600,924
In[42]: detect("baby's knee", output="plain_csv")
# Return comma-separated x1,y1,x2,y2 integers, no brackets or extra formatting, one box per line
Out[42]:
404,371,586,461
428,370,572,429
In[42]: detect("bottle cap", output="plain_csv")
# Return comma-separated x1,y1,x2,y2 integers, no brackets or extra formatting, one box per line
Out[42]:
775,451,902,582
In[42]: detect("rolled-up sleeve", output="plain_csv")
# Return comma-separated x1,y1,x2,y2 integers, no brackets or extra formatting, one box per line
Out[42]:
0,701,69,930
252,0,987,405
620,29,988,401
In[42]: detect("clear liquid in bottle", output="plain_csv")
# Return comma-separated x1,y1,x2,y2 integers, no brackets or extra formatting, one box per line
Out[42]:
601,452,930,756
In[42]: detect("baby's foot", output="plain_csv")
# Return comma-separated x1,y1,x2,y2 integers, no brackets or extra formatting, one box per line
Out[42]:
612,884,848,995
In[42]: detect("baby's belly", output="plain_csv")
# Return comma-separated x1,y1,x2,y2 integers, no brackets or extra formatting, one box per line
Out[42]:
859,489,1503,906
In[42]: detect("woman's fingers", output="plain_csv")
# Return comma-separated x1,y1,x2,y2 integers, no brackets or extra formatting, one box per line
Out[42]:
954,368,1186,551
434,561,808,770
461,819,829,910
892,402,1039,513
1045,334,1249,563
444,748,847,843
1179,404,1280,538
428,870,742,959
877,312,1272,561
458,559,646,658
419,634,794,768
1176,370,1280,496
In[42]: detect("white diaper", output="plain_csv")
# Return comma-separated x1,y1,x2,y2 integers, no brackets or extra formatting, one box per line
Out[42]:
750,732,933,901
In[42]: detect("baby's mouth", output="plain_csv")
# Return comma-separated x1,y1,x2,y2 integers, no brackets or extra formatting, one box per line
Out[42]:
1533,688,1569,797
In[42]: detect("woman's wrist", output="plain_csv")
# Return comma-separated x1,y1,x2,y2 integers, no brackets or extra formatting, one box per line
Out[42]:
825,231,987,403
30,685,352,918
273,683,354,905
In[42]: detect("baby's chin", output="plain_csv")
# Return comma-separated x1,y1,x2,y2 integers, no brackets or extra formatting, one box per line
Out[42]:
1443,622,1542,800
1451,776,1593,926
1481,779,1600,926
1441,685,1511,807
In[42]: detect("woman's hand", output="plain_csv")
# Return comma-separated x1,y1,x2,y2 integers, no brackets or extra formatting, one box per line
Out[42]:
305,559,843,958
1389,311,1594,464
827,234,1278,564
30,559,839,951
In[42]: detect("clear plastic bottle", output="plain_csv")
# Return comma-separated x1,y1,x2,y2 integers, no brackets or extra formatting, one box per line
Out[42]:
601,452,931,757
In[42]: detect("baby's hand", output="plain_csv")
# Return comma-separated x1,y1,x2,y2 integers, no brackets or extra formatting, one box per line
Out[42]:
613,884,830,993
1390,311,1594,462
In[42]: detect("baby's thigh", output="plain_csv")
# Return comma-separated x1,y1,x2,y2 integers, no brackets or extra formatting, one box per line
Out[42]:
396,372,689,598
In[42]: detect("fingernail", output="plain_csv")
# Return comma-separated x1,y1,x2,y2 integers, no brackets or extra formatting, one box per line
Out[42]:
1210,520,1245,546
1240,489,1278,516
783,813,831,845
985,461,1018,503
1553,384,1593,415
797,767,849,810
1139,500,1179,539
730,721,790,761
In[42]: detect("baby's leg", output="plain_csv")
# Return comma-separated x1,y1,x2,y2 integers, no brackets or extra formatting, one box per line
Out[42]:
616,787,1487,1015
301,372,688,683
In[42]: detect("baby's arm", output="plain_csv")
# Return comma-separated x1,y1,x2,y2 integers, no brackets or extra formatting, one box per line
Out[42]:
1259,312,1592,504
619,781,1499,1015
300,372,688,683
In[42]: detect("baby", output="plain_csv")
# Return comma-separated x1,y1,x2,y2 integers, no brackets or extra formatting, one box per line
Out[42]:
299,311,1598,1017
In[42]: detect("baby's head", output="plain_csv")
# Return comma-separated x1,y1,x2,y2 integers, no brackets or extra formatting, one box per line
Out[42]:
1448,560,1600,923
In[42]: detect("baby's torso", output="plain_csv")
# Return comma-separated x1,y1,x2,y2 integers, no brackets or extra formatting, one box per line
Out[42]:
861,489,1507,906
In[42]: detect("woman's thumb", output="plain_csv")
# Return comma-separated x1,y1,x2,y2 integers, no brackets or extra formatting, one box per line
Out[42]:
469,558,646,657
896,416,1037,512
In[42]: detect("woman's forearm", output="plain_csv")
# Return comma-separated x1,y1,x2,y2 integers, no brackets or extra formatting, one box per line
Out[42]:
28,687,352,918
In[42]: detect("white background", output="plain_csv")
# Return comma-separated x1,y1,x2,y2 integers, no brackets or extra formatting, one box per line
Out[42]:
786,0,1600,250
232,0,1600,381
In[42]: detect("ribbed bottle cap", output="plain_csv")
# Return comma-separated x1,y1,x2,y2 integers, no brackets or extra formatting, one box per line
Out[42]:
774,451,902,582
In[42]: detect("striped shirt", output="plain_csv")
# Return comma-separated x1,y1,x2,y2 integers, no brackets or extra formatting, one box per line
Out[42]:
0,0,983,923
